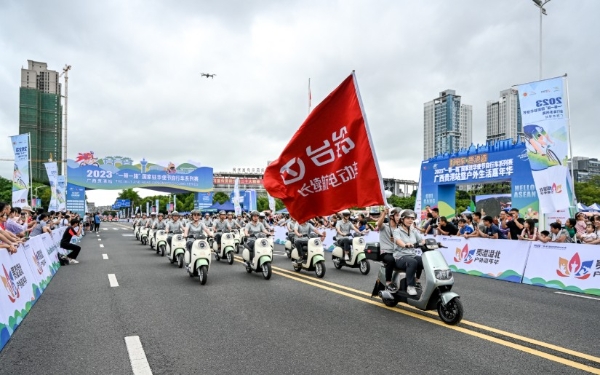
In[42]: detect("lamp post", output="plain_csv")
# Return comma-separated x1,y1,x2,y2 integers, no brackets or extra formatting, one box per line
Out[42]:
532,0,550,80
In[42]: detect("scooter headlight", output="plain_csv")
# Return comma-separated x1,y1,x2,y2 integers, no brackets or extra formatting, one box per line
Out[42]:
313,239,321,246
260,239,268,247
434,269,453,280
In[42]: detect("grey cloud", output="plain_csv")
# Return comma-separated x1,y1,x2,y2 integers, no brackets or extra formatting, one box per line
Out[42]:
1,0,599,196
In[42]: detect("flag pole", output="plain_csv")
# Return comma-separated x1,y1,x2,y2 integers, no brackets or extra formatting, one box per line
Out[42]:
28,132,32,206
308,78,311,115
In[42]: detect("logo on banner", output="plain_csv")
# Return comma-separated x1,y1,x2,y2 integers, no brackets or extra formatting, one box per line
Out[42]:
557,253,593,280
539,183,562,196
33,250,47,274
1,264,20,303
454,245,476,264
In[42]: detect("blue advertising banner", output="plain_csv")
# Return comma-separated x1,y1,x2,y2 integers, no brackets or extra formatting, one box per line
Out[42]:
517,77,571,213
114,199,131,208
10,134,30,208
420,141,538,220
66,183,86,216
194,192,213,210
67,153,213,193
244,190,257,212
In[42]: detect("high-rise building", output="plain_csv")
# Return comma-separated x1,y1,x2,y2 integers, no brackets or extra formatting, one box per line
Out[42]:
569,157,600,183
486,88,523,143
423,89,472,160
19,60,63,182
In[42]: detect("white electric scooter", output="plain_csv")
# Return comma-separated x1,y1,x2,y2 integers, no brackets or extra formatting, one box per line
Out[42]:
140,227,150,245
212,231,236,265
148,228,156,249
291,233,326,278
332,233,370,275
242,234,273,280
155,230,168,256
284,231,296,259
185,234,212,285
232,229,242,253
134,225,141,240
371,239,463,325
167,232,187,268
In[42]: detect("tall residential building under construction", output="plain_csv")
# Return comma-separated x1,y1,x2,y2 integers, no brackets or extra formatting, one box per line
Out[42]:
19,60,63,181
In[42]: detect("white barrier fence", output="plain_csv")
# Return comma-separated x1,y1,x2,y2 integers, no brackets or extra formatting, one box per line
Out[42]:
272,227,600,296
0,227,66,351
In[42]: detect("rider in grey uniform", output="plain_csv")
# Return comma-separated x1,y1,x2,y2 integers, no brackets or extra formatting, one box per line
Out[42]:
293,221,325,264
213,210,231,249
166,211,185,248
202,213,213,229
244,211,271,265
151,212,167,245
226,212,240,230
335,210,362,261
184,210,213,252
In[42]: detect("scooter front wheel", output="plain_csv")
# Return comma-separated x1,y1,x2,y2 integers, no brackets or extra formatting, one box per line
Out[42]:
332,257,343,269
198,265,208,285
226,251,234,265
262,262,272,280
437,298,463,325
177,253,184,268
359,259,370,275
315,261,326,278
160,245,165,257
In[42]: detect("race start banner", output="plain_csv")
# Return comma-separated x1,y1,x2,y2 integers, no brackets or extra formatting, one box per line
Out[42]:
523,242,600,296
10,134,30,208
436,236,531,283
517,77,571,213
44,162,59,212
67,153,213,192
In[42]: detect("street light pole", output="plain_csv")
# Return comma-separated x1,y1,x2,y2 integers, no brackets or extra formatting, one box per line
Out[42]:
532,0,550,80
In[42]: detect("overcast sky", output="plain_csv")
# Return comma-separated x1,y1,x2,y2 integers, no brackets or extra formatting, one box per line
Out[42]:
1,0,599,205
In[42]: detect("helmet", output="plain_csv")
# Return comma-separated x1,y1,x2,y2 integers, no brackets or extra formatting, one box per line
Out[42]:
390,207,402,216
259,212,265,218
150,212,156,216
400,209,416,219
191,209,200,215
341,209,351,216
219,210,226,215
251,210,259,217
227,212,233,216
172,211,180,216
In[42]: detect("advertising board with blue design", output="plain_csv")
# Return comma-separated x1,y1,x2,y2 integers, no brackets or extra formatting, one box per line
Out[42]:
67,152,213,193
419,141,538,219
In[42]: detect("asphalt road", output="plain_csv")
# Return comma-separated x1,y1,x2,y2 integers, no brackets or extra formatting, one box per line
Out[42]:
1,222,599,375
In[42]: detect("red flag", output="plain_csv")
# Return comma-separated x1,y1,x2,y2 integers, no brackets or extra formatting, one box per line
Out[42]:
263,72,385,223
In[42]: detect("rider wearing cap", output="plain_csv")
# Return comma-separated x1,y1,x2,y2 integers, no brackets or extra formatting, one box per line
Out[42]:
166,211,185,248
213,210,231,250
184,210,213,254
226,212,240,229
202,213,213,228
393,209,425,296
377,207,402,289
335,210,362,261
244,210,271,265
293,220,325,264
152,212,167,244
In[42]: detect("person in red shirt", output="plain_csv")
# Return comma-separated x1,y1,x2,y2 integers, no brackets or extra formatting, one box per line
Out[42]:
60,219,82,264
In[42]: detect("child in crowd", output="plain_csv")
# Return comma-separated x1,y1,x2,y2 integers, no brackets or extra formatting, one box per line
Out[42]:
580,223,598,244
538,230,550,241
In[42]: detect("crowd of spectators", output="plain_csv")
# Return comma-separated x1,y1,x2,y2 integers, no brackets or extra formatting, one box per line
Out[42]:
417,206,600,245
0,202,83,263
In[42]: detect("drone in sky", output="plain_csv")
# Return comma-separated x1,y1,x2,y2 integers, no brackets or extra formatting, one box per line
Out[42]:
201,73,216,79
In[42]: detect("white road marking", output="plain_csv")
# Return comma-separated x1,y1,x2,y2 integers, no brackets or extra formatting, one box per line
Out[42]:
113,228,118,230
103,228,108,230
555,291,600,301
122,234,134,237
98,238,101,241
102,254,108,259
125,336,153,375
108,274,119,287
273,254,287,257
100,244,104,248
96,234,99,237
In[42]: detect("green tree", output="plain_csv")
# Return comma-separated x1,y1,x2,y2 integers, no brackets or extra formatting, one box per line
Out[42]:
213,192,229,205
574,176,600,205
387,194,416,210
0,176,12,203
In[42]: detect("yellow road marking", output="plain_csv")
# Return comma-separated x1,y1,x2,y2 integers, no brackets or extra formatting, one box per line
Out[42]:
269,268,600,374
267,262,600,366
233,256,600,373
